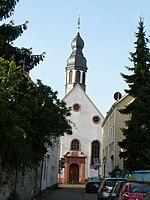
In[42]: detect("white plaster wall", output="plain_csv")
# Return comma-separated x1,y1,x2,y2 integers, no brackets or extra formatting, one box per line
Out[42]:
61,85,104,178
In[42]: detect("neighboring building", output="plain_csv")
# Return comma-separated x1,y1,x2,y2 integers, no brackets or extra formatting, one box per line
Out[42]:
40,139,60,191
59,19,104,184
102,93,134,177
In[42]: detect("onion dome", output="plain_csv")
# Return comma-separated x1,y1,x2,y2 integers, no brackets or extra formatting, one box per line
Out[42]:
66,32,87,71
71,32,84,50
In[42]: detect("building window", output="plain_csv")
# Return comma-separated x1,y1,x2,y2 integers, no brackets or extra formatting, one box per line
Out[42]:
91,140,100,165
109,125,114,143
75,70,80,83
92,115,100,124
69,70,72,83
71,139,80,150
110,154,114,171
73,103,80,112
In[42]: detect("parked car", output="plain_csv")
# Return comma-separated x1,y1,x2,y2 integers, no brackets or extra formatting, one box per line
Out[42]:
85,179,101,193
86,176,102,182
108,180,128,200
97,178,127,200
141,192,150,200
117,181,150,200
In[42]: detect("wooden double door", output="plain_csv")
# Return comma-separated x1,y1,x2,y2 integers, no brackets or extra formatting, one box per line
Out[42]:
69,163,79,183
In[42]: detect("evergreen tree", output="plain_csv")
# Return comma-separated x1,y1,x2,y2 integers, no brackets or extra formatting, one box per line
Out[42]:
118,18,150,172
0,0,45,72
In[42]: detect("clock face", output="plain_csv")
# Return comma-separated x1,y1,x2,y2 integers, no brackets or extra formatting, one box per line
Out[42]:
92,115,100,124
73,103,80,112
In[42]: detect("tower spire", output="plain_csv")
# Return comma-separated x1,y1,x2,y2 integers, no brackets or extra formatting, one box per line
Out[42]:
65,14,88,95
77,11,80,33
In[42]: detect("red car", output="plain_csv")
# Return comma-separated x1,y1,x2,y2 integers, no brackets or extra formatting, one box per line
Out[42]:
141,192,150,200
118,181,150,200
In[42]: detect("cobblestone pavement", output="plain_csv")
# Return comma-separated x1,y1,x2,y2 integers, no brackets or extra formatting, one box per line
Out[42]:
34,184,97,200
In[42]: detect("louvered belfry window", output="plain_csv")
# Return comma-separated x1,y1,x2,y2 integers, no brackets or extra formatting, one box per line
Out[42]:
75,70,80,83
69,70,72,83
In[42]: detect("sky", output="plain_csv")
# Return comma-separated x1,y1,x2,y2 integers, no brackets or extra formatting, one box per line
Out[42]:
7,0,150,116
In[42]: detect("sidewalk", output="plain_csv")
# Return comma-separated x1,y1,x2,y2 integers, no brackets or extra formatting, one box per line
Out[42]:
60,184,85,188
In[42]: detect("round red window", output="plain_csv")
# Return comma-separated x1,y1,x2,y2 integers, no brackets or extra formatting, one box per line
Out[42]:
73,103,80,112
92,115,100,124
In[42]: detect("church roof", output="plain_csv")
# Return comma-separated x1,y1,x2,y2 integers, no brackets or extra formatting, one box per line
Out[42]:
63,83,104,119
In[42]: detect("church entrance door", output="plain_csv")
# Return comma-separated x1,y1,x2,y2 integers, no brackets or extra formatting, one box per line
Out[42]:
69,163,79,183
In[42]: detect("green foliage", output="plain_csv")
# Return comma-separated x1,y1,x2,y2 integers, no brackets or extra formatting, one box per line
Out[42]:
0,58,32,170
59,158,65,174
0,0,45,71
119,18,150,172
109,165,123,178
0,0,73,172
0,0,19,20
0,57,72,171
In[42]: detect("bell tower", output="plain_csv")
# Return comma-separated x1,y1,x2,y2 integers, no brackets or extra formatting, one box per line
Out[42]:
65,16,88,95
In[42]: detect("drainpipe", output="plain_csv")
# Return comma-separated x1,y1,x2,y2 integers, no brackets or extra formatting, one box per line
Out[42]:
39,158,44,195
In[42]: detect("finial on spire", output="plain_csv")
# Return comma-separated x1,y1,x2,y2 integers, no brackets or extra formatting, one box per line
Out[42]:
139,13,144,23
77,11,80,33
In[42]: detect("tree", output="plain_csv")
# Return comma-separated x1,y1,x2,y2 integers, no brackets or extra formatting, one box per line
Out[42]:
109,165,123,178
0,1,73,197
0,58,33,171
0,57,72,171
0,0,45,71
118,18,150,172
0,0,73,172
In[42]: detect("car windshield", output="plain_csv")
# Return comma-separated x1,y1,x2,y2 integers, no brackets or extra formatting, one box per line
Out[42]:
105,180,118,187
129,183,150,193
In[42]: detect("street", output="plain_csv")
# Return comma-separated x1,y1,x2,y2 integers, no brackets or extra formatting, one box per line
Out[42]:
36,184,97,200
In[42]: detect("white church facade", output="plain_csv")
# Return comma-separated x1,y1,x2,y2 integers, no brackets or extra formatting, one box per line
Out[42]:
59,19,104,184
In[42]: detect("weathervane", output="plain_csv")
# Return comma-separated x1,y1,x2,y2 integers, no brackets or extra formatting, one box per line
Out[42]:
77,11,80,33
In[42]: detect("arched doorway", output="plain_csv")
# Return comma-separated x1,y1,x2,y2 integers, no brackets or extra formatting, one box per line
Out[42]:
69,163,79,183
62,151,86,184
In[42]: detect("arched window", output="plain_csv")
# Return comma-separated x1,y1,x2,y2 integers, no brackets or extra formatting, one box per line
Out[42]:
69,70,72,83
91,140,100,165
75,70,80,83
82,72,85,84
71,139,79,150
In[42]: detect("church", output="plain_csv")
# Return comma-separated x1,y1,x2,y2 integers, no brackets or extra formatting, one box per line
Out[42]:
59,18,104,184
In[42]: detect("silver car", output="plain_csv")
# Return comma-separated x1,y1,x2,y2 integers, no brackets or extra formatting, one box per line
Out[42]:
97,178,127,200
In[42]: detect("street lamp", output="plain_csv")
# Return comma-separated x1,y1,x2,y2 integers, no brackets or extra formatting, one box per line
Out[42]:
120,148,125,176
103,157,107,178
